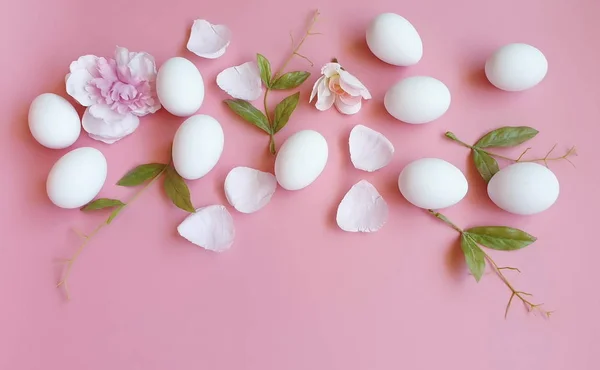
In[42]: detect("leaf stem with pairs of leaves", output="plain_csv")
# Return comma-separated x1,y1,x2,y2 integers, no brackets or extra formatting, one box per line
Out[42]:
57,164,168,300
427,210,552,318
57,161,196,300
224,10,320,154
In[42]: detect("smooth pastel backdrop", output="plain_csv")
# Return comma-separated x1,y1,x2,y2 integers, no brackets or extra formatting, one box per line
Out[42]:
1,0,598,369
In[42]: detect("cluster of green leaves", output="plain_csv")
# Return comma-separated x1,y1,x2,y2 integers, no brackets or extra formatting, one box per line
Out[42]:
446,126,539,182
80,162,195,223
225,53,310,154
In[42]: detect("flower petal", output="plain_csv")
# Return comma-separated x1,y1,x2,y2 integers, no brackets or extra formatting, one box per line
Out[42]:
321,62,342,78
339,70,371,99
315,78,334,111
216,62,262,101
187,20,232,59
336,180,389,232
66,55,100,107
349,124,395,172
177,205,235,252
82,106,139,144
224,167,277,213
125,50,158,82
334,96,362,115
309,76,325,103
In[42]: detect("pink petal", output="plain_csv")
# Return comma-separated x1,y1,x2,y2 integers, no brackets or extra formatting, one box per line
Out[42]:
224,167,277,213
334,96,362,115
66,70,95,106
177,205,235,252
338,94,362,106
187,20,232,59
69,55,100,76
339,70,371,99
309,76,325,103
321,62,342,78
216,62,262,101
349,124,395,172
315,78,334,111
82,106,139,144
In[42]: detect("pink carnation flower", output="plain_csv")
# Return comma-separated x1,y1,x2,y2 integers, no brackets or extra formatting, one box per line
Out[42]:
309,62,371,115
66,46,161,144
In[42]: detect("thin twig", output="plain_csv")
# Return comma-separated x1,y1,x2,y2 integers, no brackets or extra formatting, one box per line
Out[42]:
515,148,531,162
498,266,521,273
57,166,168,300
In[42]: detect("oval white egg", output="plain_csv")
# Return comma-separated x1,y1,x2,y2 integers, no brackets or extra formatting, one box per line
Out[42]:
398,158,468,209
275,130,328,191
385,76,451,124
46,147,107,209
366,13,422,66
172,114,224,180
28,93,81,149
487,162,559,215
485,43,548,91
156,57,204,117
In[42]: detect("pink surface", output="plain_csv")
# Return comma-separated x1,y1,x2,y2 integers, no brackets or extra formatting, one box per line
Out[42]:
1,0,598,369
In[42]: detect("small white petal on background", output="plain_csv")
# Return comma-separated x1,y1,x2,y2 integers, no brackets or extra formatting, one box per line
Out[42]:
336,180,389,233
349,124,395,172
177,205,235,252
187,19,232,59
82,106,140,144
224,167,277,213
216,62,263,101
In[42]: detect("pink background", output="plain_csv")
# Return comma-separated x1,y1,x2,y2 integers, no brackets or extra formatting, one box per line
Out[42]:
1,0,598,369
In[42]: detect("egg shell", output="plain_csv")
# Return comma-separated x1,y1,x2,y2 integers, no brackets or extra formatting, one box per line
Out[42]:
487,162,559,215
398,158,468,209
275,130,328,191
156,57,204,117
485,43,548,91
366,13,423,66
28,93,81,149
384,76,451,124
172,114,224,180
46,147,107,209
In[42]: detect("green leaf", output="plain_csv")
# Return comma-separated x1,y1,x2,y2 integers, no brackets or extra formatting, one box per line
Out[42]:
474,126,539,148
461,234,486,282
271,71,311,90
256,53,272,87
106,205,124,224
224,99,271,134
81,198,125,211
117,163,167,187
473,149,500,182
163,165,195,213
464,227,537,251
273,92,300,133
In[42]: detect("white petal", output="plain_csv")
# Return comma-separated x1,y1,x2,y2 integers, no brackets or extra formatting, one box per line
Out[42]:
82,106,139,144
349,124,395,172
224,167,277,213
187,19,232,59
315,79,334,111
334,97,362,115
336,180,389,232
309,76,325,103
321,62,342,77
65,69,95,106
216,62,262,101
338,70,371,99
177,205,235,252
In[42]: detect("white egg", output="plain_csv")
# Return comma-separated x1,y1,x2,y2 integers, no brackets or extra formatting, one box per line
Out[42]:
172,114,224,180
488,162,559,215
156,57,205,116
366,13,423,66
275,130,328,191
28,93,81,149
46,147,107,209
385,76,451,124
398,158,468,209
485,43,548,91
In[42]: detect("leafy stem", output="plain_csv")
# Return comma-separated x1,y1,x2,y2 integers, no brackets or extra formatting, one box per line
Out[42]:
57,165,168,300
427,209,551,318
445,131,576,166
